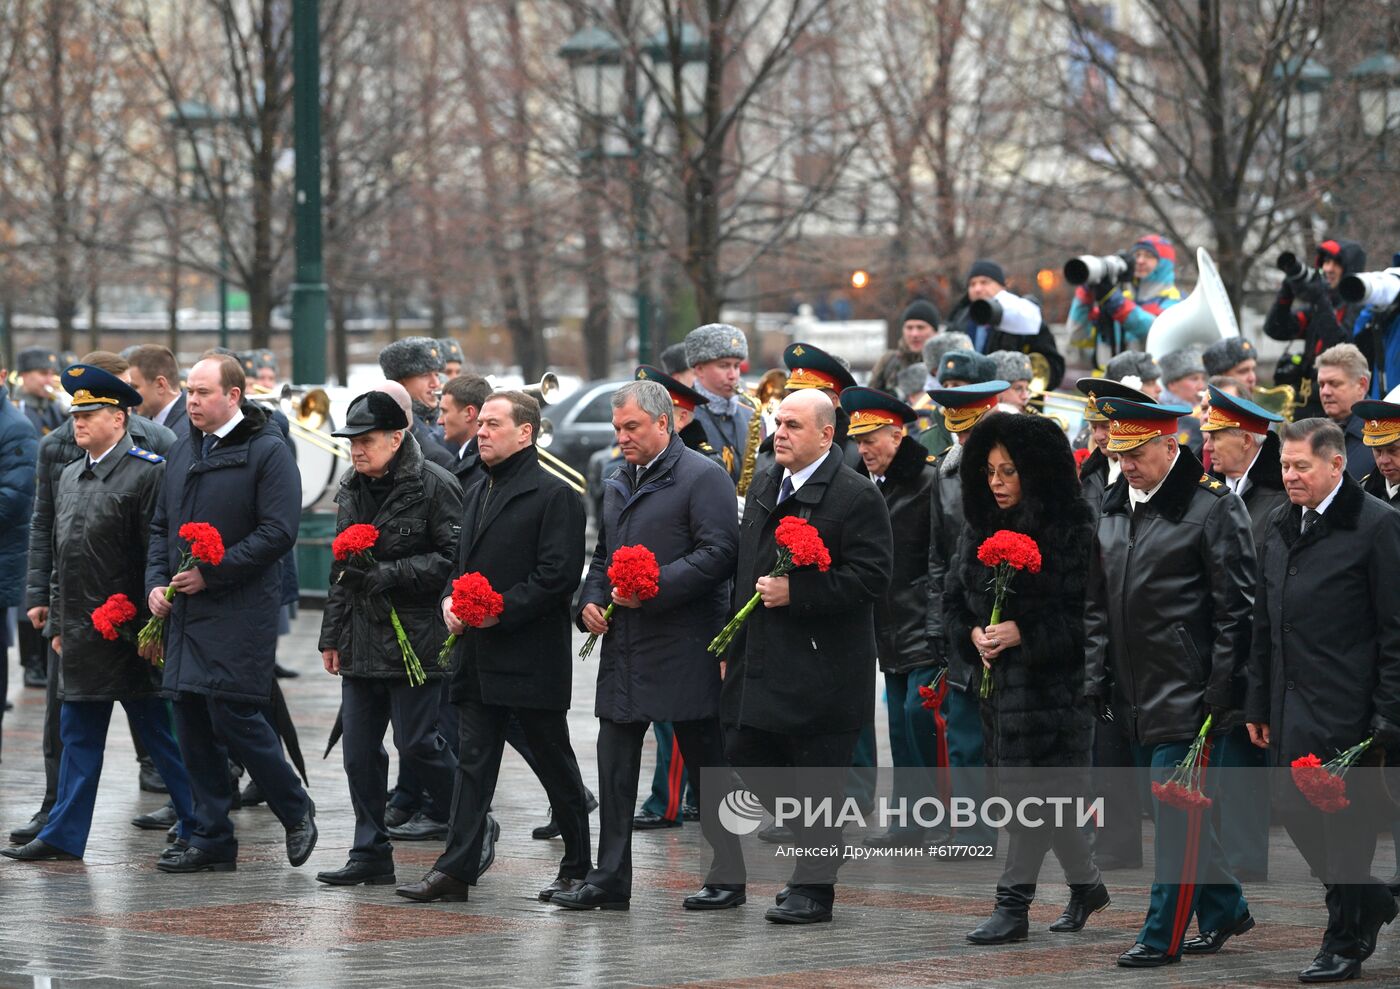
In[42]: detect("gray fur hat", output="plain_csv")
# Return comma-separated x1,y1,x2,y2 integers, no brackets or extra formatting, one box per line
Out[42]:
895,362,929,401
684,323,749,367
1104,350,1160,384
17,347,57,374
1156,345,1205,384
435,338,466,367
921,331,975,373
989,350,1033,384
1202,336,1258,377
378,336,446,380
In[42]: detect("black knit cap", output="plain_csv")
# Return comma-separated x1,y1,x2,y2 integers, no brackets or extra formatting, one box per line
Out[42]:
965,259,1006,287
901,299,942,328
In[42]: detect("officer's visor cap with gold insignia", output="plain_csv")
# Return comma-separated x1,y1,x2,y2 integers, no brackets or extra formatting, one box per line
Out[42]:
1200,384,1283,435
839,386,917,437
635,364,706,413
1352,400,1400,447
782,342,857,395
927,380,1010,434
1075,375,1152,423
62,363,144,414
1094,397,1192,452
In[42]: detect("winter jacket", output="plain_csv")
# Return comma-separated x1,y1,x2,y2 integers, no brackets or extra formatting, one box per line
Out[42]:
928,441,968,687
947,293,1065,390
0,386,38,609
1085,447,1256,746
1067,251,1182,358
1210,430,1288,551
318,432,463,680
49,433,164,701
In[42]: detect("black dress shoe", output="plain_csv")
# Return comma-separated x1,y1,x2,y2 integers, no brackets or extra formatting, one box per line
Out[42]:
286,800,317,867
1117,943,1179,968
538,876,584,902
551,881,630,911
157,846,236,873
757,823,795,844
138,762,169,794
532,789,599,840
273,663,300,679
683,805,700,822
384,805,414,829
395,869,470,902
478,813,500,876
1299,952,1361,983
863,828,927,849
387,812,448,841
966,908,1029,944
0,838,78,862
317,860,396,886
633,811,681,830
159,838,190,863
776,884,791,905
9,812,48,845
22,667,46,688
1359,896,1398,961
764,892,831,924
1049,882,1111,933
132,803,178,831
240,779,266,807
683,885,746,910
1183,910,1255,954
166,823,179,844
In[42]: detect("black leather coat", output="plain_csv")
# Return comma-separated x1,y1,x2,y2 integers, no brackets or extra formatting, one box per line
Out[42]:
928,441,969,687
1085,447,1256,746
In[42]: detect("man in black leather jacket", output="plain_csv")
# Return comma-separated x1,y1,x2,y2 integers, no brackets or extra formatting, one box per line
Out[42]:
1085,397,1256,969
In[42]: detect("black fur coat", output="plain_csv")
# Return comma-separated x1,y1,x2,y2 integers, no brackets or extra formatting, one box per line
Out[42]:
942,413,1095,769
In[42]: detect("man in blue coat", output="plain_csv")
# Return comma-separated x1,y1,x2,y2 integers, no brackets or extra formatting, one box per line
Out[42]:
144,354,315,873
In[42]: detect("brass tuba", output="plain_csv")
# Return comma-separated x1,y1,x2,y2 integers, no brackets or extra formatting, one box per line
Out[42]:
735,389,765,497
1145,247,1237,360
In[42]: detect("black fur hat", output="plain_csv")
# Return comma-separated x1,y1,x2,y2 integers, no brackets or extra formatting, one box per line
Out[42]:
958,412,1089,536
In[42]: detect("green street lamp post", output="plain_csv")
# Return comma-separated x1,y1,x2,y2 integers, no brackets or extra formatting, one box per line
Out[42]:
290,0,327,385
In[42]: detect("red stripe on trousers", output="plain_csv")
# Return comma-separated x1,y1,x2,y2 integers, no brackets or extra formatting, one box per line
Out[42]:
665,734,685,820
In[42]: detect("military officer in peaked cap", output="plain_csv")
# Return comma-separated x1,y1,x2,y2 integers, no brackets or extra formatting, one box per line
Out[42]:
752,343,861,484
1085,397,1256,968
1352,400,1400,507
1076,376,1154,516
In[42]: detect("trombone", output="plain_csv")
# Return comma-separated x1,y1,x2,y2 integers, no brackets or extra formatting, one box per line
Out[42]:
505,372,586,496
248,384,353,462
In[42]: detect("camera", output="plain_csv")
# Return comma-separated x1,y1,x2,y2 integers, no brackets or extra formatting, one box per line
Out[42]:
969,298,1002,326
1276,251,1307,281
1339,268,1400,308
1064,252,1131,287
968,291,1041,337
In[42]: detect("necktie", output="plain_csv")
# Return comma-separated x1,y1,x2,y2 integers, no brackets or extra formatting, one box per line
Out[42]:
874,476,886,487
778,476,795,504
1302,508,1321,534
635,464,647,488
201,433,217,459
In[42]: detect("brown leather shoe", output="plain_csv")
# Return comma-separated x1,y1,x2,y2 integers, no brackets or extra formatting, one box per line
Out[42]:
395,869,471,903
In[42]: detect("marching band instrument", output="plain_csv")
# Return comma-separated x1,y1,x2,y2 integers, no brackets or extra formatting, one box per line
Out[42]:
1145,247,1237,360
249,384,352,510
1252,383,1298,422
488,371,585,496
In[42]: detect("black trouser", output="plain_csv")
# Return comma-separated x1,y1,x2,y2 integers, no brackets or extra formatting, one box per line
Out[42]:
996,817,1101,913
1284,805,1394,959
589,717,745,898
341,677,456,864
435,698,591,885
173,693,310,860
724,724,859,909
1091,715,1142,865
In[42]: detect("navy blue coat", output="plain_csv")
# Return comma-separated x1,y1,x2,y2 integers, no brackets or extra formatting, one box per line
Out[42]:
0,386,38,608
146,403,301,704
578,434,739,723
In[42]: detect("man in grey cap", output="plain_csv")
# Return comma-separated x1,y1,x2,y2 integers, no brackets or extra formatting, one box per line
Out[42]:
378,337,455,469
684,324,757,485
1104,351,1163,401
1202,337,1258,394
988,351,1033,412
1159,347,1207,452
14,348,64,436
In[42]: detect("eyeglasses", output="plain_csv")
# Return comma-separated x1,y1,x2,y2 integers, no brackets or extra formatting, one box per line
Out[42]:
984,465,1018,480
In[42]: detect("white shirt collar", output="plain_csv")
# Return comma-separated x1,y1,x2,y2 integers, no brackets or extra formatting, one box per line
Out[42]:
1306,477,1344,526
1388,479,1400,502
1226,444,1263,496
783,448,832,494
1127,449,1179,508
1107,456,1121,486
154,393,182,426
208,407,245,442
88,439,122,466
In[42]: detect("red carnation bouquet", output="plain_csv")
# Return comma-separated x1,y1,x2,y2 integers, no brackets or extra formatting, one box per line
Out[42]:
1292,737,1373,813
975,529,1042,697
138,521,226,664
708,517,831,656
918,667,948,711
1073,447,1093,467
437,572,505,667
92,593,139,642
333,523,426,686
580,545,661,659
1151,715,1215,812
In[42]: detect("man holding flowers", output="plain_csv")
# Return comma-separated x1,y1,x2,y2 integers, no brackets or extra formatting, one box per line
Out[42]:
395,391,591,904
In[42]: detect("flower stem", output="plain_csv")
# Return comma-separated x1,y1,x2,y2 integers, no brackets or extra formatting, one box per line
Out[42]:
708,591,762,655
389,606,426,687
579,602,616,660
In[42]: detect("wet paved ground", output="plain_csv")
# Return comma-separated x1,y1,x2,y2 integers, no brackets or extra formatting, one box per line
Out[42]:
1,608,1398,988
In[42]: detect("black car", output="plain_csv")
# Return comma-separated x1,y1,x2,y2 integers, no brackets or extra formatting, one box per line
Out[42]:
538,379,628,477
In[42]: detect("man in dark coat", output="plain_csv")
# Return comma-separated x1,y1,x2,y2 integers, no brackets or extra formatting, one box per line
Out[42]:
14,350,177,846
553,380,746,913
13,347,65,436
839,387,947,849
0,369,37,764
126,345,188,431
1315,343,1375,479
2,365,194,863
1354,399,1400,507
946,260,1065,390
1085,398,1255,968
145,354,315,873
751,342,863,479
398,391,594,904
379,336,455,469
438,372,491,492
1075,376,1151,517
721,388,892,925
1246,417,1400,983
314,393,462,887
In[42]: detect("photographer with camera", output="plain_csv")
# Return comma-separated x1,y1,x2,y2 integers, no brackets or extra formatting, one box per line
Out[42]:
1262,238,1366,418
946,260,1065,390
1344,259,1400,400
1066,235,1182,363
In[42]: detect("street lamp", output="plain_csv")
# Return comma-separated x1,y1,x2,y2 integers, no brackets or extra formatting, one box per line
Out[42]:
1279,57,1332,144
1350,52,1400,141
166,100,232,350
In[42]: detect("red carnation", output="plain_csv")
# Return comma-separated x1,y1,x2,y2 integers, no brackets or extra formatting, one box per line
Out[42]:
917,668,947,711
975,529,1042,696
332,523,380,561
437,572,506,667
1150,716,1215,812
92,593,139,641
708,518,833,655
1291,738,1373,814
1074,447,1092,467
178,521,225,566
580,545,661,659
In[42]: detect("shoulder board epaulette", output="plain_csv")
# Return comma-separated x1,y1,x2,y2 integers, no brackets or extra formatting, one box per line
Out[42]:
699,441,716,453
609,445,622,457
127,446,165,463
1198,472,1225,494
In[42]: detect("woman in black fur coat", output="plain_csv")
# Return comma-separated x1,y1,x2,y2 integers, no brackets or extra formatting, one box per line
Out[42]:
943,412,1109,945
